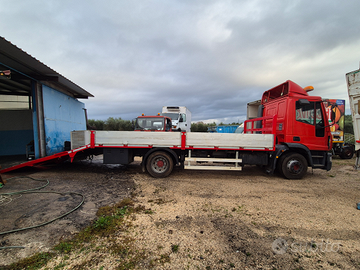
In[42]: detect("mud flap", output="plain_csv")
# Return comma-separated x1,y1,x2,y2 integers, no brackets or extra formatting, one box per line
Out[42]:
141,159,146,173
326,152,332,171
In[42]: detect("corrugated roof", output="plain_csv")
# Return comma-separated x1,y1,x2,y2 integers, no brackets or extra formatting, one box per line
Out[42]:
0,36,93,98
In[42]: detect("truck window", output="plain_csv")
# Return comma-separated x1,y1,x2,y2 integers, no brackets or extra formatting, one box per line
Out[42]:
181,113,186,121
153,121,163,129
296,101,325,137
296,101,314,125
162,113,179,120
135,118,165,130
315,102,325,137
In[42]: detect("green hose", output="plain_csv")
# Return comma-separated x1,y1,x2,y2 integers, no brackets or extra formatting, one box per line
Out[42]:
0,176,85,250
0,246,24,250
0,176,49,195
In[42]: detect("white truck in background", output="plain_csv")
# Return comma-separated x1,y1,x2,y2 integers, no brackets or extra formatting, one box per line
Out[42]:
247,100,262,120
161,106,191,132
346,68,360,169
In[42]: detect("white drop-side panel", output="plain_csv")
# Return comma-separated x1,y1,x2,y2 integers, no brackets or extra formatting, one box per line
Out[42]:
71,130,274,150
94,131,182,147
71,130,91,149
185,133,274,149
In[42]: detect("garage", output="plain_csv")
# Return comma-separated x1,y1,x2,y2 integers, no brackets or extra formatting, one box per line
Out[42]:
0,37,93,163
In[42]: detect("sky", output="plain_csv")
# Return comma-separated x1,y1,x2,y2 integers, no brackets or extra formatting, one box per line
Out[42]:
1,0,360,124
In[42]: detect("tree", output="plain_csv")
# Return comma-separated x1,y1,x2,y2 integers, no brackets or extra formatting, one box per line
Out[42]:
344,115,354,134
191,122,217,132
88,117,133,131
191,122,208,132
88,119,104,130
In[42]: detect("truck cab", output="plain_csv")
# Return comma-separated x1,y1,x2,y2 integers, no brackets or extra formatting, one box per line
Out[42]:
134,115,172,131
247,80,332,177
161,106,191,132
259,81,331,151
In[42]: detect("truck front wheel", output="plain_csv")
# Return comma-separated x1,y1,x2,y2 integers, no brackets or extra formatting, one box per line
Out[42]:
279,152,308,179
146,151,174,178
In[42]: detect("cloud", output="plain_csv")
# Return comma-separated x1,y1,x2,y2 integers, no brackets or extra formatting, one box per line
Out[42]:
1,0,360,122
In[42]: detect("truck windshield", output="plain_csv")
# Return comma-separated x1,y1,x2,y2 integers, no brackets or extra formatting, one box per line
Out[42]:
135,118,164,131
162,113,179,120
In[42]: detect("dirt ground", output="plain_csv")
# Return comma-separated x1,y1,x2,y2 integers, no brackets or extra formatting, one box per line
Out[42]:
0,158,135,266
1,155,360,269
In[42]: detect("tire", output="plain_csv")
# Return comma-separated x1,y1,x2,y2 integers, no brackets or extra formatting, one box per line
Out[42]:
279,152,308,179
339,146,354,159
146,151,174,178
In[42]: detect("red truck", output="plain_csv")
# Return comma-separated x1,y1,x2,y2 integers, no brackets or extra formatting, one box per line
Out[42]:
253,80,332,178
1,80,332,179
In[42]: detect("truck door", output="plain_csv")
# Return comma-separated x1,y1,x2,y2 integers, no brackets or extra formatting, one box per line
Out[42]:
293,100,329,150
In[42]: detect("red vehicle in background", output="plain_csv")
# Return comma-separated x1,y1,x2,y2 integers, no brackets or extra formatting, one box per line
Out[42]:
134,114,172,131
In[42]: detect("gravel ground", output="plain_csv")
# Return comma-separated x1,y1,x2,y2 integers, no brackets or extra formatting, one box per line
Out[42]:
127,157,360,269
1,156,360,269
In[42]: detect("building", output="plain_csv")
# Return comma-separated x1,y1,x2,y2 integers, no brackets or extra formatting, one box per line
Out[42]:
0,37,93,160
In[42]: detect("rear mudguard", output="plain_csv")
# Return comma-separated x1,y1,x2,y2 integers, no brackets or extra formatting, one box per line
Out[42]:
141,148,179,173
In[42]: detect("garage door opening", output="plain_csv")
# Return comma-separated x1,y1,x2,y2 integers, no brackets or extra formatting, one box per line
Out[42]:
0,93,34,164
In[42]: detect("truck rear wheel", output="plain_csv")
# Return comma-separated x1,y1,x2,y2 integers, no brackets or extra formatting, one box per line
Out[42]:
279,152,308,179
146,151,174,178
339,145,354,159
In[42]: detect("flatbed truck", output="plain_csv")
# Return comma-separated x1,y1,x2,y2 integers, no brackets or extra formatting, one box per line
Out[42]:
1,80,332,179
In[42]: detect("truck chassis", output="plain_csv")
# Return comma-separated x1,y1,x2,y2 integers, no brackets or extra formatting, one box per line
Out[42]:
67,116,330,179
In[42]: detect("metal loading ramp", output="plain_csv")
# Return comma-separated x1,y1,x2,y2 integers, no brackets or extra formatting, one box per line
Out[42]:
0,145,89,173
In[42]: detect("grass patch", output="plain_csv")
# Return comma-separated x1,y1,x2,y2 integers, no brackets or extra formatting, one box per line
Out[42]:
4,198,159,270
145,209,155,214
171,244,179,253
54,242,73,253
232,205,244,212
2,252,56,270
54,261,67,269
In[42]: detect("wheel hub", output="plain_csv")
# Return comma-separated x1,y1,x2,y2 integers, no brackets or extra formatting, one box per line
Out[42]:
287,160,302,174
157,160,164,167
152,157,167,172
